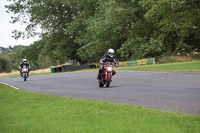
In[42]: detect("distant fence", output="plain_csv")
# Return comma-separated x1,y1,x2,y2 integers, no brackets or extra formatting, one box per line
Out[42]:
51,58,155,72
119,58,155,67
51,64,96,73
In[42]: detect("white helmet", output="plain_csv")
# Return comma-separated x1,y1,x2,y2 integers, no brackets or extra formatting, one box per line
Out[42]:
108,49,114,57
23,59,27,62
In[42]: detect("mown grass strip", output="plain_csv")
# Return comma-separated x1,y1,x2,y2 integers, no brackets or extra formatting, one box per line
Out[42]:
0,72,53,78
0,61,200,79
0,84,199,133
0,69,98,78
116,61,200,72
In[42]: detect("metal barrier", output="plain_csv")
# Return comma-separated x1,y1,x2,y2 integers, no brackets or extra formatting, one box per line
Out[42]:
51,64,96,73
119,58,155,67
51,58,155,73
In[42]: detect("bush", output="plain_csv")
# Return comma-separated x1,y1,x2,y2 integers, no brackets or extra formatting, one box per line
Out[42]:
29,62,40,71
192,53,200,60
0,55,12,73
157,56,193,64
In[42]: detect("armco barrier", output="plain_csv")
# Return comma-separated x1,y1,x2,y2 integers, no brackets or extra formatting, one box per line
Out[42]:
147,58,155,64
51,64,96,73
127,60,137,66
55,67,62,72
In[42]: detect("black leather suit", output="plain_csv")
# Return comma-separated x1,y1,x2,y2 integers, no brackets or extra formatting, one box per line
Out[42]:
99,54,118,75
19,62,30,76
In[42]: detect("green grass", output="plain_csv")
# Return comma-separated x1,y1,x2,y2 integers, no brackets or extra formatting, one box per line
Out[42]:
0,84,199,133
0,72,53,78
0,69,98,78
0,61,199,78
116,61,200,72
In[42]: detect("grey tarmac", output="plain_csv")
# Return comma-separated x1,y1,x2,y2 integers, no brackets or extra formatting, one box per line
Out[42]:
1,71,200,116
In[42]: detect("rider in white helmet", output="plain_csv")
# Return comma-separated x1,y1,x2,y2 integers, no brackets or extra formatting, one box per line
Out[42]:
97,48,119,79
19,59,30,76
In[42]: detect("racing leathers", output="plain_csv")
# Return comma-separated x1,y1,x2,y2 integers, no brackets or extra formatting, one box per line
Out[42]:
98,54,119,79
19,62,30,76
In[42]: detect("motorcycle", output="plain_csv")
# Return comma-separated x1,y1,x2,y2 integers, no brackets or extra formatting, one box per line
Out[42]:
21,65,29,81
98,62,114,87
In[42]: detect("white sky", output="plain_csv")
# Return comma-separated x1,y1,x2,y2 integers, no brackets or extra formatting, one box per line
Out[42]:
0,0,40,48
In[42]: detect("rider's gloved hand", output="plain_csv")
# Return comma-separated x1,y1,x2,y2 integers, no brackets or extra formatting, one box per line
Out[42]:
116,64,119,67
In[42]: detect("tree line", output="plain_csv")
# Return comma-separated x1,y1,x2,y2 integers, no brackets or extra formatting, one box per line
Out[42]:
3,0,200,70
0,46,25,72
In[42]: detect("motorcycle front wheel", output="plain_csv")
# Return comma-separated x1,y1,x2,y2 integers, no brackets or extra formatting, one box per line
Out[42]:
105,74,111,87
23,73,27,81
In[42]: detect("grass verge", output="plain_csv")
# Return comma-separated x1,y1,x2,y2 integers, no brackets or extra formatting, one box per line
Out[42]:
0,61,199,78
0,69,98,78
0,84,199,133
116,61,200,72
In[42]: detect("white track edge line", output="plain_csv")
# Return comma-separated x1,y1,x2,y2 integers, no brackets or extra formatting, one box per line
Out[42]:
0,82,20,90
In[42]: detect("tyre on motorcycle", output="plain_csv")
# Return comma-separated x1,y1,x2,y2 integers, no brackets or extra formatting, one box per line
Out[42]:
105,74,111,87
98,79,104,87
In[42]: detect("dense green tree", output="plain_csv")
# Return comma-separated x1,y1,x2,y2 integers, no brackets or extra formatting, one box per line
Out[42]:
119,0,200,59
76,0,138,62
5,0,200,69
0,55,12,73
6,0,80,64
0,45,25,55
139,0,200,55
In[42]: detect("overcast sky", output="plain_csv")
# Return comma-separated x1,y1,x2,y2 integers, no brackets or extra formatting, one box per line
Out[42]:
0,0,39,48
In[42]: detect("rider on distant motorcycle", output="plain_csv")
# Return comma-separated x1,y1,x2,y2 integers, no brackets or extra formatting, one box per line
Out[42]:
97,49,119,79
19,59,30,77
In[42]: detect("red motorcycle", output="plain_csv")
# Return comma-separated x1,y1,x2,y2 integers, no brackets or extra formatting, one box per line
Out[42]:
98,62,114,87
21,65,29,81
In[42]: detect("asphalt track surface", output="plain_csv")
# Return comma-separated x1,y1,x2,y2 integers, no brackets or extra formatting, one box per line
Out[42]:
1,71,200,116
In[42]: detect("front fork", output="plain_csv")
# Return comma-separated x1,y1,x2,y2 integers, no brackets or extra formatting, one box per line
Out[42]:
101,71,112,84
23,72,27,78
105,71,112,80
